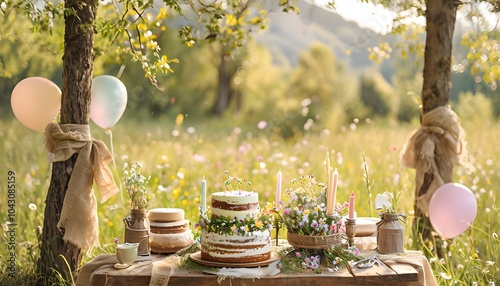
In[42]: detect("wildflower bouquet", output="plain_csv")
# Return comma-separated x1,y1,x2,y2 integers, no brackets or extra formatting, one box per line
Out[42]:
277,175,364,274
280,245,363,274
374,191,406,224
278,175,347,237
123,162,154,210
196,209,273,236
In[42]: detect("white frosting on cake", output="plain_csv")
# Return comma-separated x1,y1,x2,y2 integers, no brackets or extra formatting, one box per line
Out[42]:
211,190,260,220
149,230,194,252
201,230,271,260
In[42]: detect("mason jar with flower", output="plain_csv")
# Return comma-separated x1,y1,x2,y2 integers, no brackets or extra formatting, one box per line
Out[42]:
374,191,406,254
122,162,154,255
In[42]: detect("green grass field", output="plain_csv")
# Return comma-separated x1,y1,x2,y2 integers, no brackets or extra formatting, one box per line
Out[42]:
1,116,498,285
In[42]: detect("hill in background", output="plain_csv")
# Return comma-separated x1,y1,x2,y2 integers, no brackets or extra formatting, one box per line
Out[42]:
255,0,396,77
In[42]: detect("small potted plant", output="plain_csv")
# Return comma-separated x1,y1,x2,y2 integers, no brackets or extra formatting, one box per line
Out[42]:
374,191,406,254
122,162,154,255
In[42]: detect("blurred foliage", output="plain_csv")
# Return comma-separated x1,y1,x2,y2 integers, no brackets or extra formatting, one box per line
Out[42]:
1,0,498,126
330,0,500,96
359,71,393,119
455,91,494,125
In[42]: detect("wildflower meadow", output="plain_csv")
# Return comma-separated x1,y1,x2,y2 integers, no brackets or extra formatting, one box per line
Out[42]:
0,116,498,285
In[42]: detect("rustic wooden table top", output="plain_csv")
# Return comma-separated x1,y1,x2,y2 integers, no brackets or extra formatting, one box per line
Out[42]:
85,253,422,286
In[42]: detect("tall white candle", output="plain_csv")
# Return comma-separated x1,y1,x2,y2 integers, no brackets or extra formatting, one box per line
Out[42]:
201,177,207,213
276,170,282,207
331,168,338,214
326,167,334,216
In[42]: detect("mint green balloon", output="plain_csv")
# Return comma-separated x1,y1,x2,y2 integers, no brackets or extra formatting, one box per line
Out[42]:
90,75,127,129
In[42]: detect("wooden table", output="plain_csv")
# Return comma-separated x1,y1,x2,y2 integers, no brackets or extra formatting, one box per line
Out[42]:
80,253,426,286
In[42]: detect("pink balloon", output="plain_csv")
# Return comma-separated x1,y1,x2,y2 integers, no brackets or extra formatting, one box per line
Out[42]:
10,77,61,133
429,183,477,239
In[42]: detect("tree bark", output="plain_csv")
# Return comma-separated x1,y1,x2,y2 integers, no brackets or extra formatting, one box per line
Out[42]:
414,0,459,257
38,0,96,283
215,48,233,116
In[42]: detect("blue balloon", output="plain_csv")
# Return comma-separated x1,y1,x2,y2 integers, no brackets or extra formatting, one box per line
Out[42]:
90,75,128,129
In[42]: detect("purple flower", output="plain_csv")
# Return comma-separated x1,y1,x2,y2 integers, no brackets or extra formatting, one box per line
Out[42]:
302,214,309,223
311,220,319,228
284,208,291,215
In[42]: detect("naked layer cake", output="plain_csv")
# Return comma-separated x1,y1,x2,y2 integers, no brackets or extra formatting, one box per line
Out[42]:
148,208,194,253
199,190,272,263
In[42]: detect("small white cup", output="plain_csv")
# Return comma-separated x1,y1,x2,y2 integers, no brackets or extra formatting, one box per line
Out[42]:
116,243,139,265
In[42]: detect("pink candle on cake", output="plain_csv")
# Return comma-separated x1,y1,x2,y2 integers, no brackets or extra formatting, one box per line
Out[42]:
276,170,282,207
348,192,355,219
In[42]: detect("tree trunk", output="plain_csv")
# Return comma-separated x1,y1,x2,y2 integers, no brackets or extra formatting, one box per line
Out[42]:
215,48,233,116
414,0,458,257
38,0,96,283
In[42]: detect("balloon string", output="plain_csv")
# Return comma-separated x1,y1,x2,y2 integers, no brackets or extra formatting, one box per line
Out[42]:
106,128,125,207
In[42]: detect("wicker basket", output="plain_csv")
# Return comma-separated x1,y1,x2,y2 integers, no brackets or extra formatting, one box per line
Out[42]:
287,232,342,249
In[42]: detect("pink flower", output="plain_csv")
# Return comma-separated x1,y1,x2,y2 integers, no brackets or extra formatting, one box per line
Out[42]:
330,224,336,232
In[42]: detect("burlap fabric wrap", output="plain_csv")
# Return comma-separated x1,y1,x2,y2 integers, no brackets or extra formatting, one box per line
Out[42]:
400,106,469,215
75,254,180,286
45,123,119,249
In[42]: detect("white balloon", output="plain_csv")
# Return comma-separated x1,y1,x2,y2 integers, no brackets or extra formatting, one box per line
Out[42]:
90,75,127,129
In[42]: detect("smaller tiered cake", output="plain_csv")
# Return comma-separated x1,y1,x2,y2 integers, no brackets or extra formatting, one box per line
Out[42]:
199,190,272,263
149,208,194,253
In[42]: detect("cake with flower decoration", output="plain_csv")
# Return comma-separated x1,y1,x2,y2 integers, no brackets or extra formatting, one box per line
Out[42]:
198,190,273,263
148,208,194,253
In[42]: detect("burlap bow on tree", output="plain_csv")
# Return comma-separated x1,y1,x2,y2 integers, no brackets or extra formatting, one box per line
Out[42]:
400,106,470,215
45,123,119,249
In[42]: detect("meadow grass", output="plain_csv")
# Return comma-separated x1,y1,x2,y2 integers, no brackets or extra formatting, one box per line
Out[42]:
0,116,498,285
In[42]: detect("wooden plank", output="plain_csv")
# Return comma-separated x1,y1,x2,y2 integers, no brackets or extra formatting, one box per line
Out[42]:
385,262,420,282
348,260,400,285
92,272,414,286
86,254,421,286
90,265,420,286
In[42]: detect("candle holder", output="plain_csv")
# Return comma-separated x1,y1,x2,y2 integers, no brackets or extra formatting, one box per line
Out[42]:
345,218,356,247
275,224,280,246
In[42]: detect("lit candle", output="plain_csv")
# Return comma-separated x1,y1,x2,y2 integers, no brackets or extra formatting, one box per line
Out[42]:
201,176,207,213
326,167,334,216
276,170,282,207
348,192,355,219
331,168,338,215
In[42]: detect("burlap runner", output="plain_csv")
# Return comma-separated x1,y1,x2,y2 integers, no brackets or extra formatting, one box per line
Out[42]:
400,106,469,215
149,256,181,286
45,123,119,249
